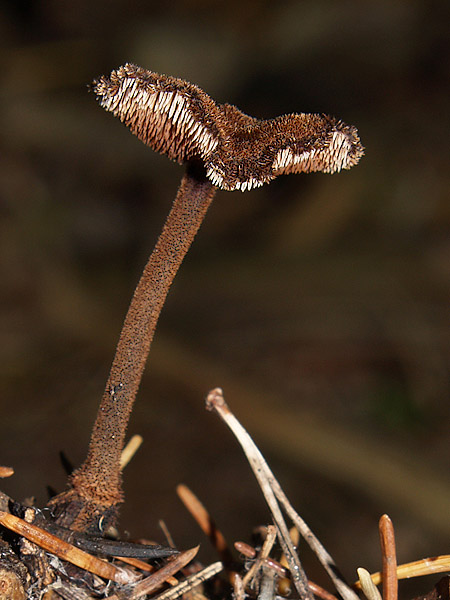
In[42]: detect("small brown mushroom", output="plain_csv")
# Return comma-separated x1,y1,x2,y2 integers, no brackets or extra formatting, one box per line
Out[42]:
93,63,363,190
48,64,363,533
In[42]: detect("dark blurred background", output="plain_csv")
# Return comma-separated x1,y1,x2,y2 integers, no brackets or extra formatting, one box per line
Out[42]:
1,0,449,596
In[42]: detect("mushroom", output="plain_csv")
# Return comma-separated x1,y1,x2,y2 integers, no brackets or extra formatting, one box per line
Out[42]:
48,64,364,533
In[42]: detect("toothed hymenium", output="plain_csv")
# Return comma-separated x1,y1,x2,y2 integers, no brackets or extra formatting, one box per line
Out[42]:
93,63,364,191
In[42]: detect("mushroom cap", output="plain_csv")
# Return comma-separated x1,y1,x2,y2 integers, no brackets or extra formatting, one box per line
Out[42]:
93,63,364,191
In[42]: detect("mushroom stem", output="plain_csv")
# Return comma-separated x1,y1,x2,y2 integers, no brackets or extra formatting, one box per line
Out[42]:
50,164,215,530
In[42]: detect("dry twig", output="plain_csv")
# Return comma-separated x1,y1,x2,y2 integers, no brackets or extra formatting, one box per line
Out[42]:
113,556,177,586
379,515,398,600
0,511,131,584
242,525,277,589
235,540,287,579
207,387,312,600
258,566,276,600
232,573,246,600
206,388,358,600
354,554,450,587
151,561,223,600
176,484,233,567
120,435,144,470
106,546,199,600
357,568,382,600
158,520,176,549
235,539,338,600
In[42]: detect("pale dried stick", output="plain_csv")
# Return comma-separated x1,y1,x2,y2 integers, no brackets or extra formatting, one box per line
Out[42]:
120,435,144,470
379,515,398,600
235,540,287,578
206,389,313,600
232,573,246,600
280,526,300,566
277,526,299,596
236,541,338,600
242,525,277,589
357,568,382,600
151,561,223,600
159,520,176,549
176,484,233,567
114,556,178,585
206,388,358,600
106,546,199,600
260,456,357,600
355,554,450,586
258,566,276,600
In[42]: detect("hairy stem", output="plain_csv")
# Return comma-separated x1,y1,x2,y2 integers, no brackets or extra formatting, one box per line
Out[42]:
50,166,215,529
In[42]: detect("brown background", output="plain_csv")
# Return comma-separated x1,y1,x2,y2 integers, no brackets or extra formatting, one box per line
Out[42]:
1,1,449,597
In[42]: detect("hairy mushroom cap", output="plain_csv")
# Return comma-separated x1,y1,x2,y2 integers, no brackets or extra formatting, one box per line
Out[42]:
93,63,364,191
